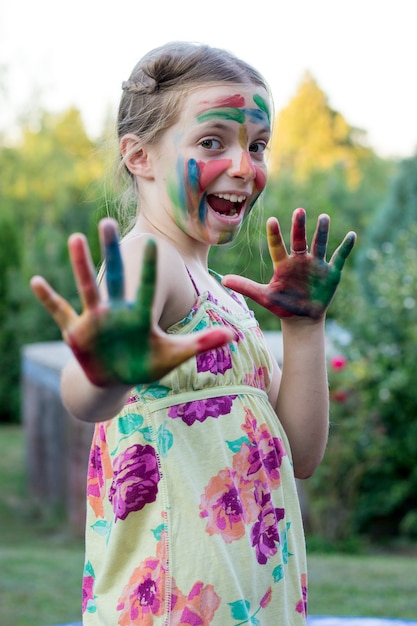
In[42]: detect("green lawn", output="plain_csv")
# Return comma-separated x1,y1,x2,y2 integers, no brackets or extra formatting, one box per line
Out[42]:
1,425,416,625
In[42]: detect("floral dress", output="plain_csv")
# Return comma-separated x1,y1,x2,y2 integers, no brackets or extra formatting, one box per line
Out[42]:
82,271,308,625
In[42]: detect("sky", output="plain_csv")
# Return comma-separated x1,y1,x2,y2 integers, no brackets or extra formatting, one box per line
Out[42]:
1,0,416,159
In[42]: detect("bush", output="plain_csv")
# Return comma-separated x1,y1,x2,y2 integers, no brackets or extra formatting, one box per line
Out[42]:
307,224,417,542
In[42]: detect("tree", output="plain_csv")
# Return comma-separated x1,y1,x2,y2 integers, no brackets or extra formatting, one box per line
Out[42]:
306,155,417,541
0,107,104,237
0,106,107,422
269,72,372,188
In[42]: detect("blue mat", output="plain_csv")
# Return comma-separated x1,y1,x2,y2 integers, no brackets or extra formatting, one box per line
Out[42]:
308,615,417,626
49,615,417,626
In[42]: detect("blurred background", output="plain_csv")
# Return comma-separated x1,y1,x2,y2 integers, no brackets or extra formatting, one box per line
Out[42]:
1,0,417,624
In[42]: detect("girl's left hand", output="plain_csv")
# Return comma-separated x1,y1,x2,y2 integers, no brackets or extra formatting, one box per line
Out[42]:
222,208,356,320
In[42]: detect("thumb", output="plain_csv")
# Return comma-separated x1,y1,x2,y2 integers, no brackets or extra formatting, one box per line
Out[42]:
222,274,263,303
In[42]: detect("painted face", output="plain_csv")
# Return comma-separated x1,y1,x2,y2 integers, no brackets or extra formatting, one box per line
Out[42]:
152,84,271,245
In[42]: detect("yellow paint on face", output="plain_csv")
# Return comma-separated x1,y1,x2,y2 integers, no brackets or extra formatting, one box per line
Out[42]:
238,125,248,149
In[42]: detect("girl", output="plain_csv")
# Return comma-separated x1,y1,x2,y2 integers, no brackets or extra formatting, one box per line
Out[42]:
30,41,355,625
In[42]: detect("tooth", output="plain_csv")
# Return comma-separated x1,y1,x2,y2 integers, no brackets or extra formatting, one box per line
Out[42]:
213,193,246,203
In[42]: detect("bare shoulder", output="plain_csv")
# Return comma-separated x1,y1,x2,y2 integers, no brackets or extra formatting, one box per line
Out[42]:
120,233,196,330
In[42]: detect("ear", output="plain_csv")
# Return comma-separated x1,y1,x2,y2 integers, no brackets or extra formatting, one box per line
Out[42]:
120,134,154,179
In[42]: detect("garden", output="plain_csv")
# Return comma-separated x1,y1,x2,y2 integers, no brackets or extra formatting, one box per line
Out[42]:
1,74,417,624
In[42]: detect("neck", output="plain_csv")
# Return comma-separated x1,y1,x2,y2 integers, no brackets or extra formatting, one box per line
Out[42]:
133,211,211,270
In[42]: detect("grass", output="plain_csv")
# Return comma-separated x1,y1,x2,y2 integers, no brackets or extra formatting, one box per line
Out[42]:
1,425,416,625
0,425,84,626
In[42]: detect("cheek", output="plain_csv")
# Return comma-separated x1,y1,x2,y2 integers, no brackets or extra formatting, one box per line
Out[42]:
254,166,267,192
197,159,232,191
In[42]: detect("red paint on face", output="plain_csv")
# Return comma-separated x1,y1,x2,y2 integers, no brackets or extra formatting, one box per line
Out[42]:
197,94,245,114
254,166,267,191
197,159,232,191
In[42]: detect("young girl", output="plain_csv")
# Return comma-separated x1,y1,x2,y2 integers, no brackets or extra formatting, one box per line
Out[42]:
30,41,355,625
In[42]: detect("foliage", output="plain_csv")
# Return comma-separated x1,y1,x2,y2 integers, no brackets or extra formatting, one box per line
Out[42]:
0,107,107,422
268,72,373,187
0,218,22,421
209,155,392,330
357,152,417,295
306,167,417,541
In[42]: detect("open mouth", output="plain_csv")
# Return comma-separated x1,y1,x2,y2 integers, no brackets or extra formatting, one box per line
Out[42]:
207,193,247,217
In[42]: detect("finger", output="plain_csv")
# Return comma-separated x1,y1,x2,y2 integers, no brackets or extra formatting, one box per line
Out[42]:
266,217,287,267
30,275,78,331
311,214,330,261
290,208,308,254
135,238,157,325
99,218,124,302
222,274,267,305
68,233,100,310
155,326,236,375
330,231,357,272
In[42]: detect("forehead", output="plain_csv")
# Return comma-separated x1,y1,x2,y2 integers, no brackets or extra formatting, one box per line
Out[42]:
181,84,271,128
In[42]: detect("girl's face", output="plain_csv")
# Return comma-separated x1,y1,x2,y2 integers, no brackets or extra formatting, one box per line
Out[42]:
149,83,271,246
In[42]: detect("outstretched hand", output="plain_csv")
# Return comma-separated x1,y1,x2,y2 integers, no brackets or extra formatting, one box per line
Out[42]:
223,208,356,320
30,218,235,387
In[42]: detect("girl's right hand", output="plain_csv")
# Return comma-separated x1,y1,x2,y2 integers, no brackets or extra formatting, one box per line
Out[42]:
30,218,235,388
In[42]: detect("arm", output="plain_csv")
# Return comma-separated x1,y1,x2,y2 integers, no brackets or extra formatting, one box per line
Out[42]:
223,208,356,478
31,218,235,423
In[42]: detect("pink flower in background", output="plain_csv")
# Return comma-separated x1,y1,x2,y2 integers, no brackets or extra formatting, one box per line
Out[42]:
330,355,348,370
332,390,349,403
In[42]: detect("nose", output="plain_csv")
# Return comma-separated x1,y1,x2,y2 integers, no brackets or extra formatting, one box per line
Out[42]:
228,150,256,180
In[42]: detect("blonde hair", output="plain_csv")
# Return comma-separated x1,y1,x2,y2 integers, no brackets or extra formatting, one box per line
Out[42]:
113,41,270,228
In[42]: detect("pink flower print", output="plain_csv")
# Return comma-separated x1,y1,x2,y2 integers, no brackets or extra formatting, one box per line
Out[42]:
260,586,272,609
295,573,308,616
87,424,113,518
200,468,258,543
206,307,244,341
243,365,269,391
117,557,165,626
168,395,236,425
170,581,221,625
236,414,286,489
196,343,232,375
82,568,95,614
109,444,160,521
251,485,285,564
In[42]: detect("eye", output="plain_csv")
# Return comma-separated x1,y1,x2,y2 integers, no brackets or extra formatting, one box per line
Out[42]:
249,141,267,154
200,138,222,150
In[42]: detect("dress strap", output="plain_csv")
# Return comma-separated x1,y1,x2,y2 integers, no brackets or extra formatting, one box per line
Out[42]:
185,266,200,296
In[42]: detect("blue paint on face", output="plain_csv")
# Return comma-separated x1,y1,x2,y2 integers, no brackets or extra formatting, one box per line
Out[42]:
244,107,270,127
187,158,200,194
198,195,207,224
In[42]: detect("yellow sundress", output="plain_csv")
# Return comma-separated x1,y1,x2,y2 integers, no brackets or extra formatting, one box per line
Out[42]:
82,273,308,625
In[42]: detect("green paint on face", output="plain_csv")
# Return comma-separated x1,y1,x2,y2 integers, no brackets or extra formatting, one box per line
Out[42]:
167,170,187,229
196,107,246,125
